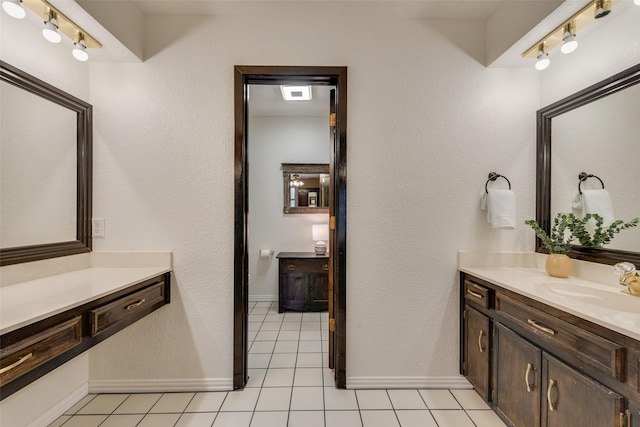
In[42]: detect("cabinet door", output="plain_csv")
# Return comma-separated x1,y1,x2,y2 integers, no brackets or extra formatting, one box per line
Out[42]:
542,354,624,427
464,306,491,401
308,272,329,311
494,323,542,427
280,272,308,312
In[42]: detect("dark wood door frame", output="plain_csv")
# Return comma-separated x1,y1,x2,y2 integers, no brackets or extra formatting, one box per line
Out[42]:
233,66,348,389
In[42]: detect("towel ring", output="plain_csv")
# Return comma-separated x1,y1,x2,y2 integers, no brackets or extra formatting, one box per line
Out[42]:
485,172,511,193
578,172,604,194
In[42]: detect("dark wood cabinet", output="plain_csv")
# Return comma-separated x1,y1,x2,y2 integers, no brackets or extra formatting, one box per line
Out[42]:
277,252,329,313
460,272,639,427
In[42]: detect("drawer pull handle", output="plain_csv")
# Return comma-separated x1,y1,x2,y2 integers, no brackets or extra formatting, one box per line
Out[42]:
0,352,33,375
322,264,329,271
467,290,484,299
620,410,631,427
478,330,486,353
527,319,556,335
126,299,146,310
525,363,534,392
547,379,557,412
287,264,296,271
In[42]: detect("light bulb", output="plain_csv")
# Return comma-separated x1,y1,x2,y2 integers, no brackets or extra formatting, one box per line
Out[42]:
2,0,26,19
72,40,89,61
42,18,62,43
561,33,578,54
535,52,550,71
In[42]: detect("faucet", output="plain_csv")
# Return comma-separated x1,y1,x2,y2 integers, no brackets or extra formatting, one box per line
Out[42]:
613,262,640,296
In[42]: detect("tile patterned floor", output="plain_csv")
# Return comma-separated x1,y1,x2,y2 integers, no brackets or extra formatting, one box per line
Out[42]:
50,302,507,427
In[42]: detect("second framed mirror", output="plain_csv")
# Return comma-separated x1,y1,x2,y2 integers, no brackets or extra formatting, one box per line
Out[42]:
282,163,329,214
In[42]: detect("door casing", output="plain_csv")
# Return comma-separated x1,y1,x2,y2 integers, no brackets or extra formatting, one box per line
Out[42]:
233,65,347,389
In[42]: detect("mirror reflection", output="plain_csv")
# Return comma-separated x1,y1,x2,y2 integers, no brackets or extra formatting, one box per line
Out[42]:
282,163,329,214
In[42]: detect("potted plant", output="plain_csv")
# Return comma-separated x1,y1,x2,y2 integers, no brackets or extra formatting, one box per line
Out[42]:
567,213,639,248
525,213,574,278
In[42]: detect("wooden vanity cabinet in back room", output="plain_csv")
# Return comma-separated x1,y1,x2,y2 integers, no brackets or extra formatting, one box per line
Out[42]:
460,272,640,427
277,252,329,313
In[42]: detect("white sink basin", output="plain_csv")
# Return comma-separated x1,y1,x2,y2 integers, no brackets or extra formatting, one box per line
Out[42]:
536,281,640,314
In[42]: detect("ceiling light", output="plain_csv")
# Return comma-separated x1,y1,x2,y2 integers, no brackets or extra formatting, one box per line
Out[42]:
2,0,26,19
42,11,61,43
535,45,550,70
290,174,304,187
635,0,640,6
594,0,611,18
72,36,89,61
560,22,578,54
280,85,312,101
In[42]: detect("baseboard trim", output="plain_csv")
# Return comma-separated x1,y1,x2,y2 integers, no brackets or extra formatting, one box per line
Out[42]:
27,383,88,427
249,295,277,302
346,376,473,389
88,378,233,394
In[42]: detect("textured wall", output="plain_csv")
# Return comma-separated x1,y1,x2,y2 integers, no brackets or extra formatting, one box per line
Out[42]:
87,14,539,386
248,115,330,300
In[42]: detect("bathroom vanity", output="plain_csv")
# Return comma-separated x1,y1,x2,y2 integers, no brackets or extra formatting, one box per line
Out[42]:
277,252,329,312
459,266,640,427
0,258,172,400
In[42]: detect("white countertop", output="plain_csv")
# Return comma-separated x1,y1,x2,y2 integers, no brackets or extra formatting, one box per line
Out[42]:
460,265,640,341
0,253,172,335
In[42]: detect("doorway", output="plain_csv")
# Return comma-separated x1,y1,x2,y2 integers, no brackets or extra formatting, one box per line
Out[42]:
234,66,347,389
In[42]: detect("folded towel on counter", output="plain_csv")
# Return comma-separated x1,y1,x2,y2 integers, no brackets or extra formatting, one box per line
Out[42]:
582,189,615,227
484,189,516,229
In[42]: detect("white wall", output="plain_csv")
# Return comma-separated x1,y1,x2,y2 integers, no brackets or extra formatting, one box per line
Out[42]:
86,14,539,388
248,116,329,300
0,12,92,427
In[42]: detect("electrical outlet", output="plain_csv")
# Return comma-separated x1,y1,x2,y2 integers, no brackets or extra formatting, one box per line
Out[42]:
92,219,105,238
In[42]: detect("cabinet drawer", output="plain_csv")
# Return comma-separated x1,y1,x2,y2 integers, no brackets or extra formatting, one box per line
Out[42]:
0,317,82,386
90,281,165,337
496,293,625,381
464,280,492,309
280,259,329,274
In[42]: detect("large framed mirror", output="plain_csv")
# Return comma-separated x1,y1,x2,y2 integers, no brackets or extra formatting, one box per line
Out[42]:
0,61,92,266
282,163,329,214
536,62,640,265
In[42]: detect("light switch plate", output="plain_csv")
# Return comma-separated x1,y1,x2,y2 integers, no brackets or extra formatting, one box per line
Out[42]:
92,218,105,238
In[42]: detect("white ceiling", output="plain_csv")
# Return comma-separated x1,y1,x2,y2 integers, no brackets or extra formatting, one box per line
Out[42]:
248,84,333,117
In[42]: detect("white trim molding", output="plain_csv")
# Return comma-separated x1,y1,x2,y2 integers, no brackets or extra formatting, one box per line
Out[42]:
346,376,472,390
27,383,88,427
249,295,277,302
89,378,233,394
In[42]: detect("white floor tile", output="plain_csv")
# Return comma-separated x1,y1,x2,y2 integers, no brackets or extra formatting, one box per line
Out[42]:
360,410,400,427
250,411,289,427
137,413,182,427
293,368,324,386
278,330,300,341
247,369,268,388
387,390,427,410
263,368,295,387
58,415,108,427
356,390,393,410
220,388,260,412
76,394,129,414
290,386,324,410
325,410,363,427
249,353,272,369
212,412,253,427
284,312,303,320
269,353,297,368
323,368,335,385
185,392,227,412
430,410,476,427
298,341,322,353
248,330,258,341
249,323,261,332
450,389,490,409
418,389,460,409
466,409,509,427
260,322,282,331
296,352,323,368
301,321,321,331
302,312,321,321
265,314,285,322
175,412,218,427
48,416,71,427
280,322,302,331
256,330,280,341
395,410,438,427
251,340,277,353
255,387,292,411
64,395,97,415
149,393,195,413
299,331,322,340
251,307,270,315
324,387,358,410
114,394,162,414
254,302,272,308
274,340,299,353
287,410,325,427
249,314,267,322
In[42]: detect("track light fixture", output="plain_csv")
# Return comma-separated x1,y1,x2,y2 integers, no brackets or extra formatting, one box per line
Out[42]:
522,0,618,70
560,22,578,54
535,44,550,71
1,0,26,19
2,0,101,60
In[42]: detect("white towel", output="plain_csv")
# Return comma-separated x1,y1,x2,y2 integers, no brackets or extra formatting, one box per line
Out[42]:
485,189,516,230
582,189,615,227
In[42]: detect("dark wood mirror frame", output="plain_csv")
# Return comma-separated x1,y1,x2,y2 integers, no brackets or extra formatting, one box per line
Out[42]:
0,60,92,266
282,163,330,214
536,62,640,266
